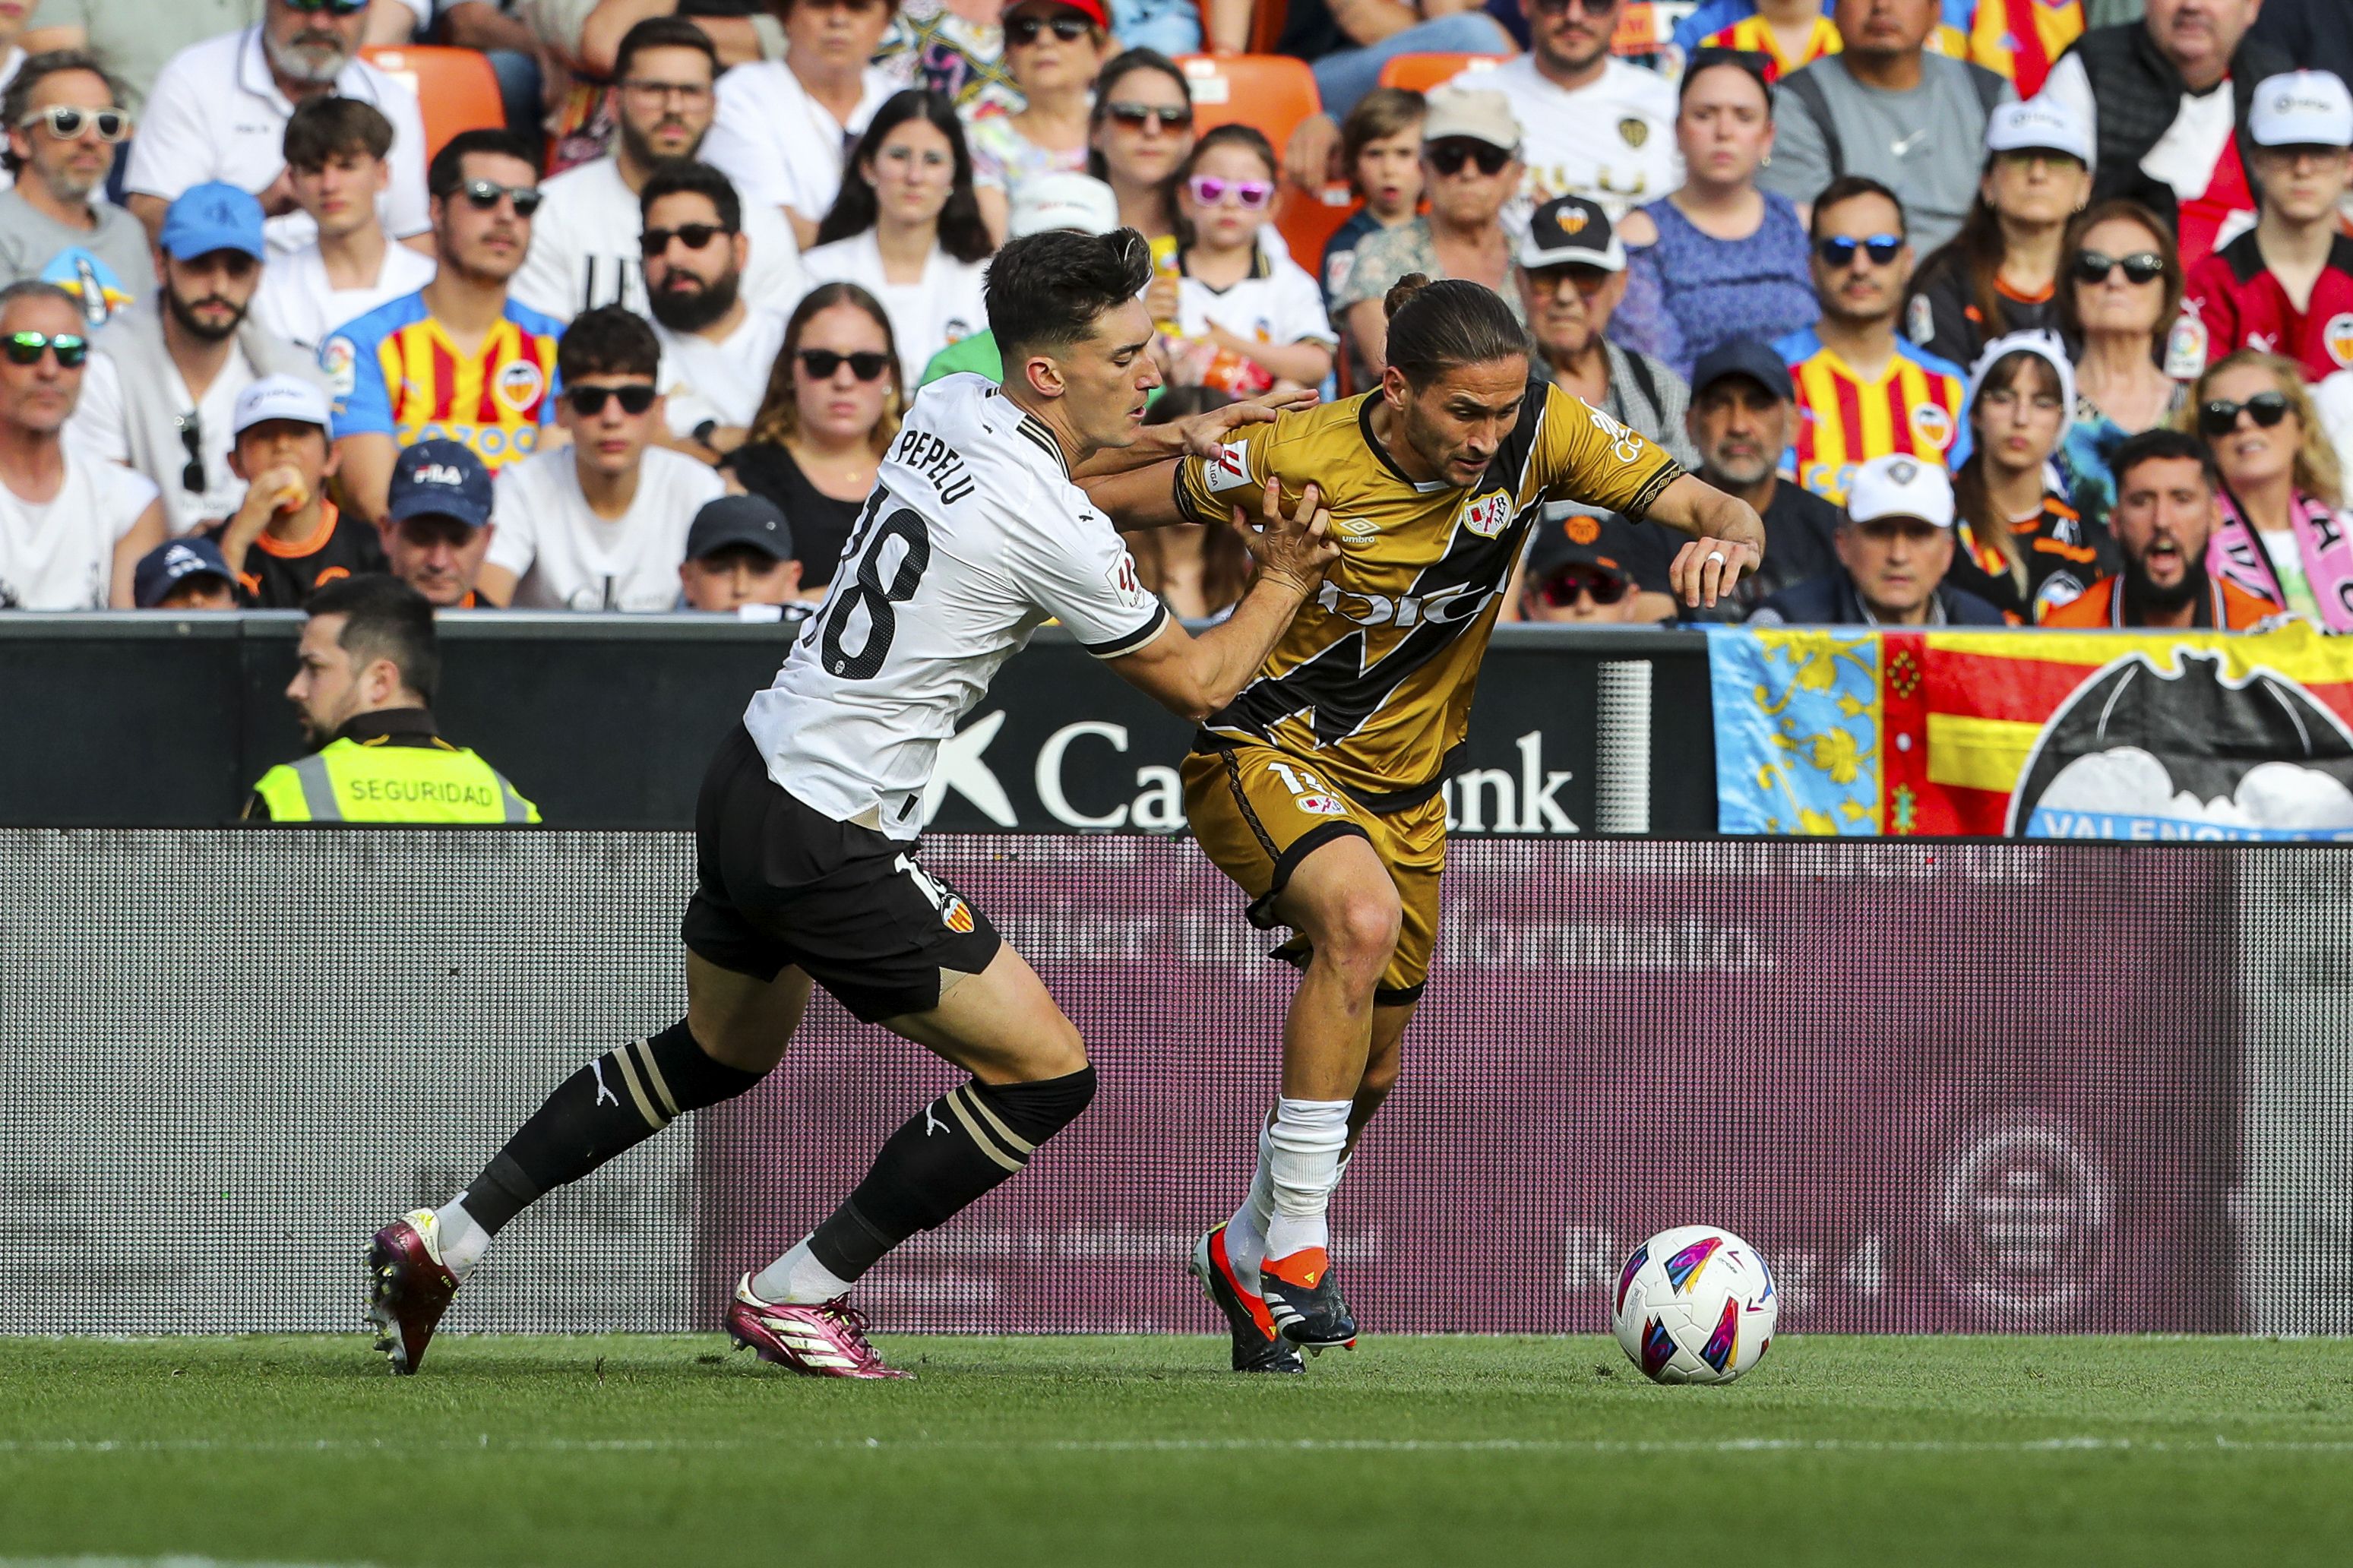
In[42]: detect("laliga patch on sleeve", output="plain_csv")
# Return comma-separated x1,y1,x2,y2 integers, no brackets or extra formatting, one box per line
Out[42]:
320,336,357,400
1107,549,1152,609
1203,438,1254,495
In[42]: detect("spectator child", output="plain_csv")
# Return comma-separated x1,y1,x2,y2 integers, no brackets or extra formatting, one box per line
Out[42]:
2059,198,2190,533
1321,86,1425,385
969,0,1109,245
2190,349,2353,629
0,279,163,608
800,90,995,390
1904,96,2094,370
1946,330,2117,621
248,97,436,353
723,281,903,597
1615,49,1817,382
2043,426,2281,628
678,494,807,615
2175,71,2353,386
207,374,386,609
131,534,239,610
1159,126,1333,397
478,305,725,612
0,50,150,327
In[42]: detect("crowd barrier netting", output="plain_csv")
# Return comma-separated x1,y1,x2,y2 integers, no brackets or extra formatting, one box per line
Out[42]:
5,830,2349,1337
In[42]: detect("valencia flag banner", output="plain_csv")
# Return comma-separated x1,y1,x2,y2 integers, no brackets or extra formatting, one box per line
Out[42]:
1709,624,2353,839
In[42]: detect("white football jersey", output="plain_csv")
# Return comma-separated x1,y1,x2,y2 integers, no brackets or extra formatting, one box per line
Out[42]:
742,373,1168,838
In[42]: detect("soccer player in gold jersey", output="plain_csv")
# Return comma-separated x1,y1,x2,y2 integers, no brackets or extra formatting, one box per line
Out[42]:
1086,275,1764,1368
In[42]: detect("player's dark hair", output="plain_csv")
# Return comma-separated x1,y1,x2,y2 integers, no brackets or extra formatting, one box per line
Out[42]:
557,305,662,384
2111,426,2221,495
305,574,440,704
815,90,993,266
1380,275,1528,387
612,14,720,81
986,227,1155,358
429,128,540,199
2,50,125,175
283,96,395,172
639,158,742,233
1809,174,1907,242
1175,123,1276,250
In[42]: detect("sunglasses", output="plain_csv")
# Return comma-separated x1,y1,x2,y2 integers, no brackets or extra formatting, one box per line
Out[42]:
1186,174,1273,210
1007,12,1093,43
1529,0,1621,13
566,384,658,416
799,349,893,381
283,0,369,12
1537,567,1630,606
1816,233,1903,268
19,105,130,142
1427,139,1513,177
5,329,87,368
2199,391,2292,435
640,223,732,256
457,178,542,217
176,413,204,493
1105,102,1193,131
2073,249,2166,286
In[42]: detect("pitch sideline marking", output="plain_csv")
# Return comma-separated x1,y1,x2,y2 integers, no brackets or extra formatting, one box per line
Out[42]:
5,1436,2352,1459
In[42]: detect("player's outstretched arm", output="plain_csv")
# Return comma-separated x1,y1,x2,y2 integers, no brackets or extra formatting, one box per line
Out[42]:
1107,479,1338,724
1074,388,1318,483
1644,473,1768,610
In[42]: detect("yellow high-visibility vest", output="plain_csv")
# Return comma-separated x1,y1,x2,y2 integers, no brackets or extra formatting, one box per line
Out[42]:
252,737,539,824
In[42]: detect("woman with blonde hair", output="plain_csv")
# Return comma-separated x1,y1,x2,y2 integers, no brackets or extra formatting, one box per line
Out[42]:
722,283,906,598
2184,349,2353,630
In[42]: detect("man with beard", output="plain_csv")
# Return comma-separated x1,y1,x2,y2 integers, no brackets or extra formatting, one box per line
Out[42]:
0,50,153,327
511,16,805,325
71,182,324,536
1681,340,1842,613
639,161,785,466
2045,427,2280,628
324,129,564,524
122,0,429,258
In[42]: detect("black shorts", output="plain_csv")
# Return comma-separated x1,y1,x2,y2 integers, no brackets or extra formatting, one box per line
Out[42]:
681,724,1004,1023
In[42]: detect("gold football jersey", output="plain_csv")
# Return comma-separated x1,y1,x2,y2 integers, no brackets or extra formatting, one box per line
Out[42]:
1174,380,1682,807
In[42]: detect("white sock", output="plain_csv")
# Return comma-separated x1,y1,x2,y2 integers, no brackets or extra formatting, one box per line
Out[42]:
1223,1121,1279,1295
1260,1098,1350,1263
750,1236,858,1305
433,1195,491,1279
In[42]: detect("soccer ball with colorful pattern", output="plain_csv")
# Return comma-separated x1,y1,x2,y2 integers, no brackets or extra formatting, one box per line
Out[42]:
1611,1225,1779,1386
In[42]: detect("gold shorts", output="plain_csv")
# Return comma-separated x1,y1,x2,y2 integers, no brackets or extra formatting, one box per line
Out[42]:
1180,741,1445,1005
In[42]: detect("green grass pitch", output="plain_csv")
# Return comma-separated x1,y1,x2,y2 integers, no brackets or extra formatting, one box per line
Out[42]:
4,1334,2351,1566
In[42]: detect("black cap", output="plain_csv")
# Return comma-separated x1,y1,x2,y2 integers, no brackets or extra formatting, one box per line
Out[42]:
685,495,794,562
1689,339,1795,403
1525,511,1662,588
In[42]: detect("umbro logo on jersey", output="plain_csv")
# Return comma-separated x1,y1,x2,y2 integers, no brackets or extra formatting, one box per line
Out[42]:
1335,516,1378,537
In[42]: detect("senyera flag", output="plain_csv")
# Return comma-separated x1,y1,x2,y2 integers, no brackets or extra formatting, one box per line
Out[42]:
1711,624,2353,839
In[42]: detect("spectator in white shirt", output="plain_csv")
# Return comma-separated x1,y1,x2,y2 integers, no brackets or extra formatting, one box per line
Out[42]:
478,304,725,610
0,49,150,327
74,182,325,536
641,161,789,466
701,0,897,251
799,90,995,390
0,279,164,608
1159,125,1334,396
122,0,431,258
249,96,437,352
510,14,805,324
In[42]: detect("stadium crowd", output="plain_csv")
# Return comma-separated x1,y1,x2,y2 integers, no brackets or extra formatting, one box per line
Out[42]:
0,0,2349,636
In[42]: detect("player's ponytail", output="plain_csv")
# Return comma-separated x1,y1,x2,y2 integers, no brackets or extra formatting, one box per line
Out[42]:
1381,275,1527,387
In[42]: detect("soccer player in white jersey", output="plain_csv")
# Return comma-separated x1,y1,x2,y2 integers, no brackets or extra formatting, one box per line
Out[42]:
365,229,1340,1380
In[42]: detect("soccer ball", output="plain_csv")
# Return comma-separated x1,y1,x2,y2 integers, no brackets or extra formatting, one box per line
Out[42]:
1611,1225,1779,1385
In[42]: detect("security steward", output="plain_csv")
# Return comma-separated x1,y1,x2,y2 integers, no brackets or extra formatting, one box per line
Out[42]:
245,574,539,823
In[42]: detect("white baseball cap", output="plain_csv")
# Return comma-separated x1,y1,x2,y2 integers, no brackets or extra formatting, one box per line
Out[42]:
1845,454,1955,529
232,374,332,437
1010,172,1120,239
1985,97,2092,166
1420,85,1522,153
2250,71,2353,150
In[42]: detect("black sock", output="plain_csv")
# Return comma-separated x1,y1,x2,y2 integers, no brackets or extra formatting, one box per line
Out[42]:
460,1019,764,1234
808,1067,1098,1282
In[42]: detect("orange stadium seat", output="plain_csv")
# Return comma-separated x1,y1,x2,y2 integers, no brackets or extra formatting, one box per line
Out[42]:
1174,54,1353,268
360,46,505,167
1376,52,1511,95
